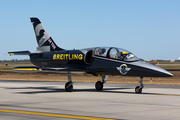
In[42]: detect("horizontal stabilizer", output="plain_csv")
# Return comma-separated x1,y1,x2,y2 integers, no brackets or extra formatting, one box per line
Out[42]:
8,51,31,55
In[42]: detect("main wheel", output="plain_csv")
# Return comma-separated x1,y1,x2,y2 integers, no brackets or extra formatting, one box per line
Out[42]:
135,86,142,94
65,82,73,92
95,81,103,91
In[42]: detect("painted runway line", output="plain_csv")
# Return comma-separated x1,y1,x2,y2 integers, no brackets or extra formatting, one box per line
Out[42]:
0,109,117,120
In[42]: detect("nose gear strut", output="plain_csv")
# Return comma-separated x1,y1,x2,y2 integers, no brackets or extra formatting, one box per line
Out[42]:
135,77,144,93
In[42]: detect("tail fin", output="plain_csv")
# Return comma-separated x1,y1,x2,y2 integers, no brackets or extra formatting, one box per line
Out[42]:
30,17,63,52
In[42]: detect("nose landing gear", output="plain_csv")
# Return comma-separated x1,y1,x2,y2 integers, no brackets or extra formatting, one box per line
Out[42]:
135,77,144,94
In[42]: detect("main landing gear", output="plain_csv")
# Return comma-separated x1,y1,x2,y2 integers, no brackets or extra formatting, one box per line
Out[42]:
65,71,73,92
65,72,109,92
95,75,108,91
135,77,144,94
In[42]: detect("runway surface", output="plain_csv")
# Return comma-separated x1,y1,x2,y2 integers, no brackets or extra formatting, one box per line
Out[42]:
0,80,180,120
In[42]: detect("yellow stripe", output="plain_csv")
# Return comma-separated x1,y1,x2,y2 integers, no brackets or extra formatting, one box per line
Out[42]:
13,68,37,71
151,93,180,96
0,109,116,120
8,53,14,55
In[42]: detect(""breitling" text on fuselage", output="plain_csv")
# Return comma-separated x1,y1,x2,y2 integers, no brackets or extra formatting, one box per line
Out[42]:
53,54,83,60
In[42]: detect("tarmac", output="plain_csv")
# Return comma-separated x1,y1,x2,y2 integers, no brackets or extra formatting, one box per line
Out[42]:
0,80,180,120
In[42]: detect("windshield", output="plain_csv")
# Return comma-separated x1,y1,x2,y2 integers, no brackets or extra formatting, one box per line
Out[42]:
94,47,139,61
116,48,139,61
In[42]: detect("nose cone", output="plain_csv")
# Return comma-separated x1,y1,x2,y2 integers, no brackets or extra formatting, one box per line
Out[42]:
131,61,173,77
157,67,173,77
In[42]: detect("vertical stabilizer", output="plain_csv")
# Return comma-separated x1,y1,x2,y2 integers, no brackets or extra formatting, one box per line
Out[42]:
30,17,63,52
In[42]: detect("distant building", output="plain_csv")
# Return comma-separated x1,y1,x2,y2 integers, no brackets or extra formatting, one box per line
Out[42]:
179,57,180,60
170,59,175,62
152,60,157,62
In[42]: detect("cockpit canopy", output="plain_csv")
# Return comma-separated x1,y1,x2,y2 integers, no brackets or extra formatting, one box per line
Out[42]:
94,47,139,61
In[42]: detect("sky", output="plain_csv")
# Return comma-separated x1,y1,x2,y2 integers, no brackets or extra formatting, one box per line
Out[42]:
0,0,180,60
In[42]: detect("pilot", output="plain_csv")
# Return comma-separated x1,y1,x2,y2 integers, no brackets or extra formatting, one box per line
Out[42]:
120,51,127,60
95,48,100,55
95,48,106,56
101,48,106,57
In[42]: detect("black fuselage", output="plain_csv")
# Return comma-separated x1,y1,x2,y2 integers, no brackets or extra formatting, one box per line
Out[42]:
30,49,172,77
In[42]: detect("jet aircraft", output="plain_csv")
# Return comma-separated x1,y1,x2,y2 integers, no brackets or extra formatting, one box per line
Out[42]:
8,17,173,93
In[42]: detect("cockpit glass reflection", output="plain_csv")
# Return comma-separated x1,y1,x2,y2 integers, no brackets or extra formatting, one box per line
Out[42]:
94,47,139,61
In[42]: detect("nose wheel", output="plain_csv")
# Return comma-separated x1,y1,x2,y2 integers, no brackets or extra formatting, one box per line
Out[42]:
135,86,142,93
135,77,144,94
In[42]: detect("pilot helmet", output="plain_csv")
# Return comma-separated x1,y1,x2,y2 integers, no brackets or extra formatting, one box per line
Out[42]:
122,51,127,55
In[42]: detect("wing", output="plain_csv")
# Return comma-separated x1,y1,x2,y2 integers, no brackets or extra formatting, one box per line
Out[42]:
12,66,86,74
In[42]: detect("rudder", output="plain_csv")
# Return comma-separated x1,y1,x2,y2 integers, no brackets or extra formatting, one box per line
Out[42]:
30,17,63,52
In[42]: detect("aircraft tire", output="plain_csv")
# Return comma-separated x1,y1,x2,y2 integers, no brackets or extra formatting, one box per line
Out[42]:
65,82,73,92
95,81,103,91
135,86,142,94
